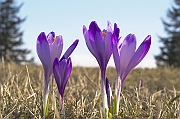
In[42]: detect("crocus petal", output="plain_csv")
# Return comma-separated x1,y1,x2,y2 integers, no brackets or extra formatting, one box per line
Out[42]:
113,44,120,74
47,31,55,45
37,32,51,75
123,35,151,81
88,35,105,69
59,58,72,96
61,58,72,94
51,36,63,63
53,58,60,89
119,34,136,78
112,23,120,44
84,25,106,75
60,39,79,61
83,25,97,57
88,21,105,62
88,21,102,42
107,21,113,33
104,32,112,68
88,21,105,60
112,24,121,74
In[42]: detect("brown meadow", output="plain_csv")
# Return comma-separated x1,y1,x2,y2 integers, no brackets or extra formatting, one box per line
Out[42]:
0,61,180,119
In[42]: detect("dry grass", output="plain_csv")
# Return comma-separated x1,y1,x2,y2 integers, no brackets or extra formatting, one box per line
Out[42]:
0,61,180,119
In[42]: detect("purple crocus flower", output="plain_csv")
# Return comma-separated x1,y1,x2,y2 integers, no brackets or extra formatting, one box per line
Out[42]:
83,21,112,113
112,31,151,114
37,32,63,114
83,21,113,80
36,31,79,116
83,21,119,116
53,57,72,115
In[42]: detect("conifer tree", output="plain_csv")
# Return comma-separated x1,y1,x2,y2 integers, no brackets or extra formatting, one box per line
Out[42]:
0,0,33,63
155,0,180,67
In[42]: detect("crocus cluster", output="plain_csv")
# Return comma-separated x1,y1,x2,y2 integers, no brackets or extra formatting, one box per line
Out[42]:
37,32,78,117
36,20,151,118
83,21,151,118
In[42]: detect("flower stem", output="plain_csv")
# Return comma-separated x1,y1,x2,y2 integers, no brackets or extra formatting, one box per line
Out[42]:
60,96,65,116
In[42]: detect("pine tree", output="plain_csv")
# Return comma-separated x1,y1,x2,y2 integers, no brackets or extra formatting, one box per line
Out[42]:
155,0,180,67
0,0,33,64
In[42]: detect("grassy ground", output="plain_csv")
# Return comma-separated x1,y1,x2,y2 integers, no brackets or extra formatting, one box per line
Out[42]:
0,61,180,119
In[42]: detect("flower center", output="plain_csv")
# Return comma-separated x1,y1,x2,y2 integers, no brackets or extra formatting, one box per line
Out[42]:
54,36,59,41
102,31,106,37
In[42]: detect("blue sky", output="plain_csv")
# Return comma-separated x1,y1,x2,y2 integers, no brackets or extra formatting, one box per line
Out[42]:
16,0,172,68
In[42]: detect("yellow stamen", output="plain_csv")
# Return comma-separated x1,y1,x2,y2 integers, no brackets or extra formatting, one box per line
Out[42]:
54,36,59,41
102,31,106,37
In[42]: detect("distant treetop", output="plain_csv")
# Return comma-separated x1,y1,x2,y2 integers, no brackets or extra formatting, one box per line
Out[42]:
0,0,34,64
